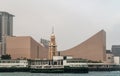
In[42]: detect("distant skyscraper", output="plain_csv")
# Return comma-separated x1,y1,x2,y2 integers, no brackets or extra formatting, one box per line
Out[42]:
0,12,14,56
40,38,50,48
48,28,57,60
112,45,120,56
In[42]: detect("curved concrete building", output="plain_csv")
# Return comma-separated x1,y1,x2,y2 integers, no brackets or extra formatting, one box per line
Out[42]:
61,30,106,62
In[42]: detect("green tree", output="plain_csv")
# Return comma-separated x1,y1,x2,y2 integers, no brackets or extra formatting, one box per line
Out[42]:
1,54,11,59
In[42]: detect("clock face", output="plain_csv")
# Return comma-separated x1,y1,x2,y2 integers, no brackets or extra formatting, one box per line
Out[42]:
51,43,53,45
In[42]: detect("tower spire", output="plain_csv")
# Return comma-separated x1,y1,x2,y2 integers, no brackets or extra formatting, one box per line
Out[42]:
48,26,57,60
52,26,54,34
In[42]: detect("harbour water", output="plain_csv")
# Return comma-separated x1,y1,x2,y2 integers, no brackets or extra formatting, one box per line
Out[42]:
0,71,120,76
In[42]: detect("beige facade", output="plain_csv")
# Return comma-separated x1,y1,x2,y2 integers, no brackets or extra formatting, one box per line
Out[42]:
48,33,57,60
61,30,106,62
6,36,48,59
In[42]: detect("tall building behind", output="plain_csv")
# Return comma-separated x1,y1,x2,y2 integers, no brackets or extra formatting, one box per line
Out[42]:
48,28,57,60
0,12,14,56
40,38,50,48
112,45,120,56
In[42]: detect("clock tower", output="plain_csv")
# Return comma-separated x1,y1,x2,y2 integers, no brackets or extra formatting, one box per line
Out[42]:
48,27,57,60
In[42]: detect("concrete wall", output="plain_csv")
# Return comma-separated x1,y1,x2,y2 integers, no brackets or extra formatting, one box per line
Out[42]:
6,36,30,59
61,30,106,62
6,36,48,59
30,37,48,59
114,56,120,64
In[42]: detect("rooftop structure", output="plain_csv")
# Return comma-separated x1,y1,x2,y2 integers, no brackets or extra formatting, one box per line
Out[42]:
106,50,114,63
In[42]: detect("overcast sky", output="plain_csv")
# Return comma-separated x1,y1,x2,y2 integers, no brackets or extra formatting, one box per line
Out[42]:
0,0,120,50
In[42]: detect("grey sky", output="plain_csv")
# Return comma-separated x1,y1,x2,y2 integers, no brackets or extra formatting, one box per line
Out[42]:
0,0,120,50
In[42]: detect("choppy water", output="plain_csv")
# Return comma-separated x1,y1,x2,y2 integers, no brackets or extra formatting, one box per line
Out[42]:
0,71,120,76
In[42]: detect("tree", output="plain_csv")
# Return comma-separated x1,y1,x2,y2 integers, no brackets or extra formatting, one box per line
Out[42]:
1,54,11,59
